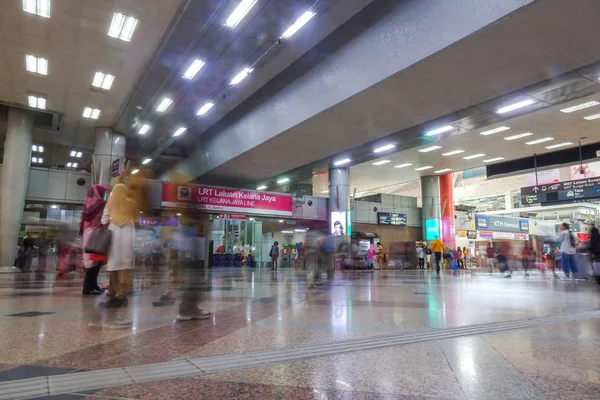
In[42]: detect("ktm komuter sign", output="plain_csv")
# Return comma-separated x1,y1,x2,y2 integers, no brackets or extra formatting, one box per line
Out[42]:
162,183,293,216
520,176,600,205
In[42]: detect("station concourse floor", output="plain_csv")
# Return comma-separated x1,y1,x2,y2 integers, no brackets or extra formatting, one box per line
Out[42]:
0,266,599,400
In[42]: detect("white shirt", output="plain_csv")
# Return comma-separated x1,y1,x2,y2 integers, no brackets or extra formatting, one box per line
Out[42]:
556,230,578,255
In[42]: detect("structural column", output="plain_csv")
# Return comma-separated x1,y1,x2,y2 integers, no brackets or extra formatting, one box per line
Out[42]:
328,167,351,236
421,176,441,242
94,127,125,187
0,108,34,267
439,173,455,249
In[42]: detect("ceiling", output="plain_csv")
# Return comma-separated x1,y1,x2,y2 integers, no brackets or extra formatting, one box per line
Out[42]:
0,0,181,166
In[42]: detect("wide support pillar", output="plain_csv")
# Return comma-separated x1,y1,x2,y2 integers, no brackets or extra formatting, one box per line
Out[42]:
328,167,351,236
439,173,455,249
94,127,125,187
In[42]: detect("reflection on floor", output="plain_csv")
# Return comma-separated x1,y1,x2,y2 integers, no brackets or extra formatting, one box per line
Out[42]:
0,267,599,399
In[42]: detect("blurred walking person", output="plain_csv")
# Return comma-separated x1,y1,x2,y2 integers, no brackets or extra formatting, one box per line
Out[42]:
81,184,108,295
556,223,579,280
425,246,432,269
270,241,280,270
101,184,137,308
417,245,425,269
430,237,445,274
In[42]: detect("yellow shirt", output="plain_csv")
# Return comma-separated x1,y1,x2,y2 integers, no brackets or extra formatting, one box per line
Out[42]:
431,240,445,252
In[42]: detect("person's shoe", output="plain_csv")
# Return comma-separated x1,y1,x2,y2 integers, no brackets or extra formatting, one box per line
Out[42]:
152,295,177,307
553,274,561,279
504,274,512,278
524,273,530,278
177,307,210,321
100,297,128,308
83,289,103,295
198,309,211,316
561,276,571,281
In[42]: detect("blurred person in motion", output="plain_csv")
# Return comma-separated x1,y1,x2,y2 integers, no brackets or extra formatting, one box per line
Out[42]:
430,236,445,274
22,234,35,272
417,244,425,269
36,233,49,277
589,223,600,264
462,246,469,267
486,242,496,272
80,184,108,295
150,231,163,285
375,242,384,270
456,246,464,269
55,230,71,279
556,222,579,280
425,245,432,269
497,241,513,278
304,231,321,288
153,229,182,307
100,184,137,308
367,243,376,270
521,245,532,278
270,241,280,270
553,248,562,279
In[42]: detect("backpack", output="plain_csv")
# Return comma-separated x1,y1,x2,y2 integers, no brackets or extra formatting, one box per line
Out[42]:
569,231,578,248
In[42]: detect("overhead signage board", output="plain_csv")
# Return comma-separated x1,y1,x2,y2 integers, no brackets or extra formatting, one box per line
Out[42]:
377,212,407,226
478,231,529,240
475,215,529,233
162,184,293,217
520,177,600,205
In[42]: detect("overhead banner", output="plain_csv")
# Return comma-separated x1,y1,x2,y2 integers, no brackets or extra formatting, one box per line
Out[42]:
525,168,560,186
520,176,600,204
475,215,529,233
377,212,407,226
161,184,293,216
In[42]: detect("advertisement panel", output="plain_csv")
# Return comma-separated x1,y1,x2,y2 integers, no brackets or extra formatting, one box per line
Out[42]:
525,168,560,186
478,231,529,240
425,219,440,241
330,211,351,236
161,183,293,216
475,215,529,233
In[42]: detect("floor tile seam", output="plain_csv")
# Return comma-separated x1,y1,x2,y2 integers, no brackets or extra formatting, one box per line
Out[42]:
438,344,469,400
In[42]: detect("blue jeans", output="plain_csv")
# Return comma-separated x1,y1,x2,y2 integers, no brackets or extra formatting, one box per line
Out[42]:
561,253,578,275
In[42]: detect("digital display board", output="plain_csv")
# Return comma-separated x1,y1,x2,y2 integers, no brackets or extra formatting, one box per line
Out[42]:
377,212,407,226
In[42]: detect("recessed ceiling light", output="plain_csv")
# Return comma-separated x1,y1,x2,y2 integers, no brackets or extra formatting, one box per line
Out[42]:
545,142,573,149
156,98,173,113
277,178,290,184
28,95,46,110
372,160,391,166
138,124,151,135
92,72,114,90
67,162,72,167
70,151,76,157
373,144,395,153
279,220,284,223
415,166,433,171
560,101,600,113
583,113,600,120
525,137,553,145
50,205,58,209
496,99,535,114
333,158,351,166
25,54,48,75
32,157,38,163
197,102,214,116
32,145,38,152
425,125,453,136
230,67,253,85
394,163,413,168
483,157,505,163
82,107,101,119
183,59,205,80
503,132,533,141
142,158,152,165
281,11,316,39
76,152,82,158
107,12,139,42
442,150,464,156
131,169,139,175
480,126,510,136
225,0,257,28
256,185,267,191
173,127,187,137
72,163,78,168
463,153,486,160
23,0,51,18
419,146,442,153
434,168,452,173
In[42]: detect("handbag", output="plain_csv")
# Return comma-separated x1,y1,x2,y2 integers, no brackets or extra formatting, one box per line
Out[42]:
84,228,112,256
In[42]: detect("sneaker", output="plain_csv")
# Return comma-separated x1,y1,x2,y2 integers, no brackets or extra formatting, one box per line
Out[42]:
177,306,210,321
504,274,512,278
198,309,211,316
100,297,128,308
152,295,177,307
561,276,572,281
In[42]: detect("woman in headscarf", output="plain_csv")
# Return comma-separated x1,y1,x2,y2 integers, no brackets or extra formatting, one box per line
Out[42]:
80,184,108,295
101,184,137,307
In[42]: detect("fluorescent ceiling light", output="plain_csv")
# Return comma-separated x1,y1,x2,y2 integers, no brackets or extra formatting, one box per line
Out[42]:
504,132,533,141
294,229,307,232
256,185,267,191
281,230,294,234
394,163,413,168
526,137,553,145
373,144,395,153
442,150,464,156
67,162,72,167
415,166,433,171
23,0,51,18
483,157,505,163
372,160,391,166
32,157,38,163
92,72,114,90
76,152,82,158
584,113,600,120
197,102,214,116
277,178,290,184
108,12,139,42
28,95,46,110
230,67,253,85
142,158,151,165
463,153,486,160
70,151,76,157
25,54,48,75
131,169,139,175
333,158,351,166
425,125,453,136
281,11,316,39
545,141,573,149
434,168,452,173
173,127,187,137
496,99,535,114
560,101,600,113
225,0,257,28
138,124,151,135
156,98,173,113
82,107,100,119
480,126,510,136
38,145,44,152
72,163,78,168
182,59,205,80
419,145,442,153
50,205,58,209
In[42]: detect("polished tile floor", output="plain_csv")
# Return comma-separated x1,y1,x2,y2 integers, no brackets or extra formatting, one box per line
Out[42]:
1,267,599,399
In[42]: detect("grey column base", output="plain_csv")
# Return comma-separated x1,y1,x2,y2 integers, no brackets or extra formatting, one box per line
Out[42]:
0,266,22,273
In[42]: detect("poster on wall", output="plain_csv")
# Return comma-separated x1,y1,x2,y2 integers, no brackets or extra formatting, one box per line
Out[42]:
570,161,600,180
425,219,440,241
525,168,560,186
330,211,351,236
161,183,293,216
